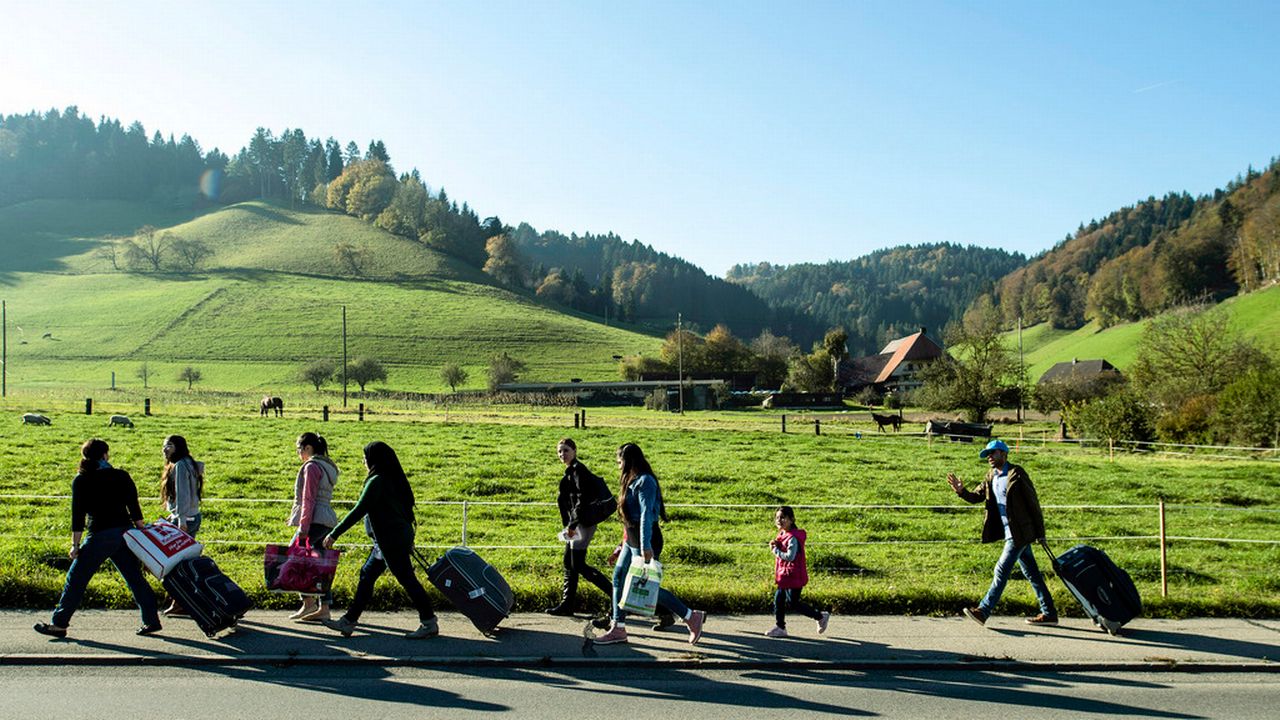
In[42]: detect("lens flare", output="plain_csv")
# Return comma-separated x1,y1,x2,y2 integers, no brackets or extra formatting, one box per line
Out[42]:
199,168,223,199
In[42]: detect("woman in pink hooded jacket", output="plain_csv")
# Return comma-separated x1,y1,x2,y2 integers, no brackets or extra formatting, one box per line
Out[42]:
766,505,831,638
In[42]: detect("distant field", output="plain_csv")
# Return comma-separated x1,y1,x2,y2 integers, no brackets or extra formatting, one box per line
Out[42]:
2,403,1276,618
0,199,662,392
1007,284,1280,380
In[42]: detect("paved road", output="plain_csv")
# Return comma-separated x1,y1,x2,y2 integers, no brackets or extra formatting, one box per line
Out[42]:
2,666,1277,719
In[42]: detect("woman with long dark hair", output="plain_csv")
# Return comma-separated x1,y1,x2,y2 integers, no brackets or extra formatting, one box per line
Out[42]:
593,442,706,645
322,441,438,639
287,432,339,621
33,439,162,638
160,435,203,537
159,434,204,616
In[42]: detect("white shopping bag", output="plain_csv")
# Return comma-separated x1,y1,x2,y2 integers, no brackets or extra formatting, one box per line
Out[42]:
124,519,202,578
618,557,662,616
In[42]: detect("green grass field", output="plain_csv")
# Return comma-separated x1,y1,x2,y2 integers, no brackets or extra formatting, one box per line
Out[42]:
1006,284,1280,380
2,402,1276,618
0,199,662,392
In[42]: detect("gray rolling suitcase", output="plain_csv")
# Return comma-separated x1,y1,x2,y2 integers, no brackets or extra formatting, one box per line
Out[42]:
419,546,513,636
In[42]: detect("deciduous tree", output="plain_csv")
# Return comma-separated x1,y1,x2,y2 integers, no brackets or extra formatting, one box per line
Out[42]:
345,357,387,392
440,362,468,392
300,360,336,391
177,366,202,390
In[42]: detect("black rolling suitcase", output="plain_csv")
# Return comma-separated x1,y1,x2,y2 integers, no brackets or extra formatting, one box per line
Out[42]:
420,546,513,636
163,556,252,637
1039,540,1141,635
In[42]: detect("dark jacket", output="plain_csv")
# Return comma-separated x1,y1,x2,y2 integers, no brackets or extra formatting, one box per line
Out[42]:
957,462,1046,547
331,473,416,549
557,460,615,530
71,466,143,533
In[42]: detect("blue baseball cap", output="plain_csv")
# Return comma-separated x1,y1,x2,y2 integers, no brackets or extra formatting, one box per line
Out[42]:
979,439,1010,458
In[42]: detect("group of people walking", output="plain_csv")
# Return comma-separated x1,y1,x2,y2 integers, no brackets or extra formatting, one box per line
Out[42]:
33,429,1055,644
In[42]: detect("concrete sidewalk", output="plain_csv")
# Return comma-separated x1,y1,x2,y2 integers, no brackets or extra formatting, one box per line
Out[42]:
4,610,1278,671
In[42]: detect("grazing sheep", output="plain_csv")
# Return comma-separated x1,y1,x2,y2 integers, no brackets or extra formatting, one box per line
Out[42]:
22,413,52,426
108,414,134,428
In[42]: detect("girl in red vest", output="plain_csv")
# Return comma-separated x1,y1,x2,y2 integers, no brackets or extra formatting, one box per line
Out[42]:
767,505,831,638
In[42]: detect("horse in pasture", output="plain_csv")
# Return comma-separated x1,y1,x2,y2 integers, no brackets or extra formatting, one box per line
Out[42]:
261,396,284,417
870,412,902,432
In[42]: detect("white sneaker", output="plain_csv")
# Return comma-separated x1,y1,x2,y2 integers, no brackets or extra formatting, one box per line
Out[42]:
817,611,831,635
405,618,439,639
765,625,787,638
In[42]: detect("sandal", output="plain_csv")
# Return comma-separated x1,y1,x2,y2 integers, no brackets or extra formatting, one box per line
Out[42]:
33,622,68,638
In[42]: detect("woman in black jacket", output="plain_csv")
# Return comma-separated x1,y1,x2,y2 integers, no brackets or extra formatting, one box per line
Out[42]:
546,438,616,615
34,439,162,638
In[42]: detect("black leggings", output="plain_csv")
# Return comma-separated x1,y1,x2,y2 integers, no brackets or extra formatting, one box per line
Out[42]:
562,544,613,597
344,543,435,624
774,586,822,628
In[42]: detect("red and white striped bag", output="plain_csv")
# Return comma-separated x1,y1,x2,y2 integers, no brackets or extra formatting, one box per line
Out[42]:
124,520,203,577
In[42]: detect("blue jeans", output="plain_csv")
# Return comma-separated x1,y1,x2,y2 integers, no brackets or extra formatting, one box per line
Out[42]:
170,513,201,538
774,587,822,628
610,541,689,623
52,526,159,628
979,539,1056,616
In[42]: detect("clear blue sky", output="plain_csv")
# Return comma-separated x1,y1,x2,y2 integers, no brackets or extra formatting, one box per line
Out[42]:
3,1,1278,275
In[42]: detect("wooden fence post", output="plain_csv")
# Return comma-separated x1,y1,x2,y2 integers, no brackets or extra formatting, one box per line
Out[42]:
358,403,364,421
1159,499,1168,598
781,414,786,433
323,405,329,422
814,418,821,435
461,500,469,547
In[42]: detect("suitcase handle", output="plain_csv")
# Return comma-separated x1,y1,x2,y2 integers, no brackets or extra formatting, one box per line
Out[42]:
1038,538,1060,570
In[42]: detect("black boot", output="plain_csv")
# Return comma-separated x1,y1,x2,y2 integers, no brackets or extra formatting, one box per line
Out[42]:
544,569,578,616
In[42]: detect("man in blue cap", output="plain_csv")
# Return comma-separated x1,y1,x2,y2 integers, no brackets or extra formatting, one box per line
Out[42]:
947,439,1058,627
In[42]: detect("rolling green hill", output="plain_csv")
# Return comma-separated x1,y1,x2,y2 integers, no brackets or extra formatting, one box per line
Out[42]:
1007,283,1280,381
0,200,662,393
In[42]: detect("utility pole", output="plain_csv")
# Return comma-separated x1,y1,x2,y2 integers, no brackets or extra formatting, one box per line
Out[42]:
341,305,348,408
677,312,684,415
1018,315,1025,423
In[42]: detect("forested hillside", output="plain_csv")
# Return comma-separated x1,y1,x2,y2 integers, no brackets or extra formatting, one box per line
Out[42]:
508,224,822,342
982,160,1280,330
0,107,822,343
725,244,1025,356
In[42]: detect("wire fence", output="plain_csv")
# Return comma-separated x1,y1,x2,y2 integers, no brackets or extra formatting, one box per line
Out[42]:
5,495,1278,553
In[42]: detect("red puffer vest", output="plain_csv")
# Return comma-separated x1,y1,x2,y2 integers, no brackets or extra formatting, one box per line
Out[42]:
774,527,809,589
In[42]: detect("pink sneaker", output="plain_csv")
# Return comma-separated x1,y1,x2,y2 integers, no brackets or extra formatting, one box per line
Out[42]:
686,610,706,644
765,625,787,638
593,625,628,645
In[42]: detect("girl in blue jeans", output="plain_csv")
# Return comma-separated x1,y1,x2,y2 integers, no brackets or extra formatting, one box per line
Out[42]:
593,443,706,646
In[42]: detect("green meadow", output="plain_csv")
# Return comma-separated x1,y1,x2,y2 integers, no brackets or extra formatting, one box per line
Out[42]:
2,403,1277,618
0,199,662,393
1006,284,1280,380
